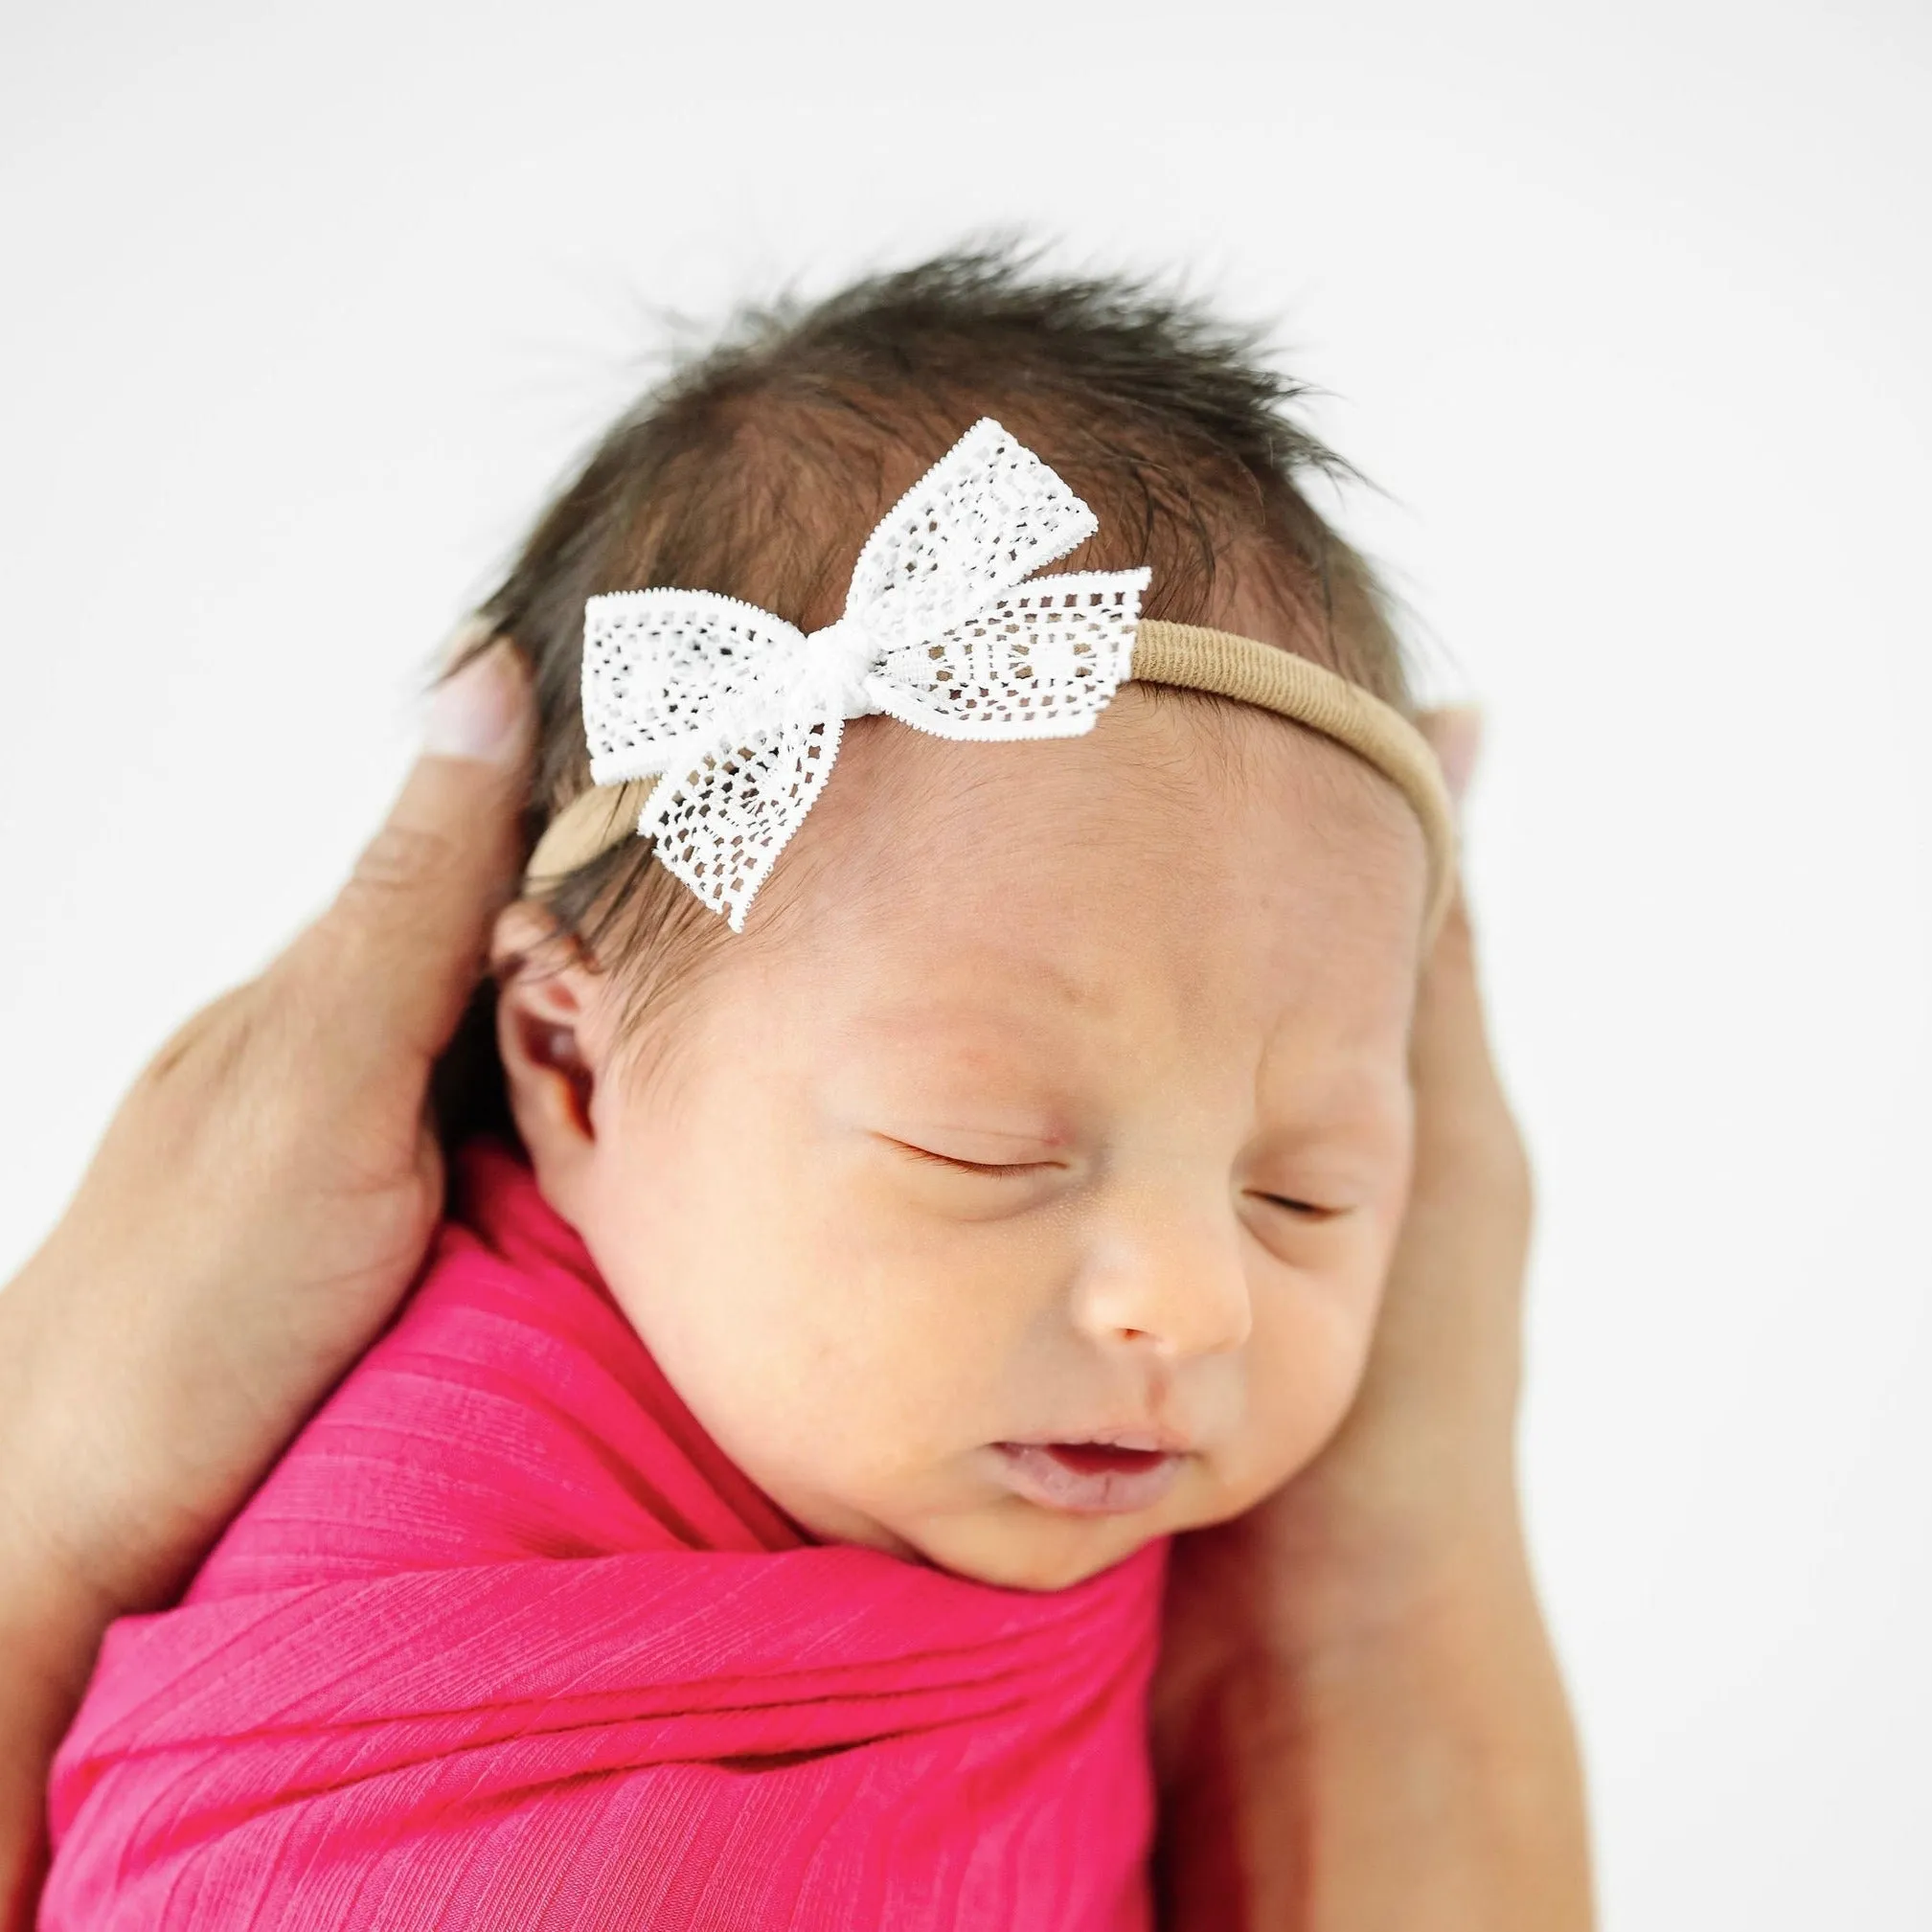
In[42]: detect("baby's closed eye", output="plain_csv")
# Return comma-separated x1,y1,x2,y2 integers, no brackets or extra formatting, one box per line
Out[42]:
874,1131,1070,1176
871,1130,1361,1240
865,1127,1074,1223
1246,1191,1352,1222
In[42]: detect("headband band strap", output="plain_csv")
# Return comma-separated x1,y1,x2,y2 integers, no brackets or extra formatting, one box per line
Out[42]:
526,617,1459,946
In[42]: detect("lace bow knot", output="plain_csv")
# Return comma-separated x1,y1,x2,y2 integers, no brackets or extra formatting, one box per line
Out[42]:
807,613,892,720
579,418,1151,931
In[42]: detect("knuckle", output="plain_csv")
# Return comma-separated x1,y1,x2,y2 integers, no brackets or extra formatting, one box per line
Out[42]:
1500,1144,1536,1220
1427,1102,1534,1215
260,951,341,1058
350,823,461,898
1426,901,1476,976
138,984,259,1094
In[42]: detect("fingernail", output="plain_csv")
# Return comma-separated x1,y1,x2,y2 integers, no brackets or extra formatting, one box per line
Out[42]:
436,613,500,675
1430,705,1484,807
423,639,530,764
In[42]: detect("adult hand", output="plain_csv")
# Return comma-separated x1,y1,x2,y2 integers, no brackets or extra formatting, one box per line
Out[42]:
1151,708,1594,1930
0,634,533,1927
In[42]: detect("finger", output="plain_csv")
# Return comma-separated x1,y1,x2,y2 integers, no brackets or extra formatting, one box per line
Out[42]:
1417,704,1483,811
1407,709,1510,1115
1411,705,1483,1004
283,638,534,1074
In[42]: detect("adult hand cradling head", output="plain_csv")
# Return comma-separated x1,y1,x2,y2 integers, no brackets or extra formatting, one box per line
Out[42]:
0,633,532,1926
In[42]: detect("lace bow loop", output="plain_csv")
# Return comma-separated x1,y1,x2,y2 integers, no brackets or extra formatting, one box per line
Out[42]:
579,419,1148,931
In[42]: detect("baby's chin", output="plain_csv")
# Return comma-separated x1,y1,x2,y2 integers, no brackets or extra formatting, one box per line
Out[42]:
903,1468,1248,1594
906,1511,1152,1592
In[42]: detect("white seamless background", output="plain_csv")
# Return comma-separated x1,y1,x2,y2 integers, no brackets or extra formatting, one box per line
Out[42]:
3,2,1927,1925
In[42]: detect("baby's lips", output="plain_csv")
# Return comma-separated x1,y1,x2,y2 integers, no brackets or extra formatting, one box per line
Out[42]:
1001,1423,1196,1456
990,1442,1184,1516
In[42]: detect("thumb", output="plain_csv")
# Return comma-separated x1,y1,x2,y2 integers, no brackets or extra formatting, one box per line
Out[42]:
1403,712,1528,1235
1408,705,1501,1096
283,637,535,1075
1416,703,1483,814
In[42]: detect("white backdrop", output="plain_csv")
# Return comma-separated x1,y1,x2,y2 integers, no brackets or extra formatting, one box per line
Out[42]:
3,1,1927,1923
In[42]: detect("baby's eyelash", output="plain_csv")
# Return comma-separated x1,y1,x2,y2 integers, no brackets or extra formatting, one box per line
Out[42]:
885,1138,1057,1177
1253,1193,1349,1221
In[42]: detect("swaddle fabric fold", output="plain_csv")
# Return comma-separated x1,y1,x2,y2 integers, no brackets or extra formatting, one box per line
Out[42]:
46,1142,1166,1930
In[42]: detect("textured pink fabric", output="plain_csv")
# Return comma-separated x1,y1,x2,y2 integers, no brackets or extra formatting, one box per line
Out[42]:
45,1142,1167,1930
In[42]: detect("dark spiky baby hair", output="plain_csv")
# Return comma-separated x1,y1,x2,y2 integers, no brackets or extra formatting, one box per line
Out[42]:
435,242,1415,1139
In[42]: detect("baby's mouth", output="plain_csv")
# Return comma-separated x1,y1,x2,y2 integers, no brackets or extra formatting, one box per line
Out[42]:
989,1441,1184,1515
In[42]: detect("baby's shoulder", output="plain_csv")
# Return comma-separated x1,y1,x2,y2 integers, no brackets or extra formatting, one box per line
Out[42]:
187,1153,789,1602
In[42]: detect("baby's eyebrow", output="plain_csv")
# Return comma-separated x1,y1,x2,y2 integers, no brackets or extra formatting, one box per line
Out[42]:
821,1005,1087,1111
848,1030,1077,1098
830,980,1099,1056
1256,1067,1412,1146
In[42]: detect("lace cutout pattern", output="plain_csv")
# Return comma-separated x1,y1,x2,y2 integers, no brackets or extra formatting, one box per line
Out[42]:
869,574,1148,742
579,419,1147,931
583,591,807,786
639,715,845,929
845,419,1102,636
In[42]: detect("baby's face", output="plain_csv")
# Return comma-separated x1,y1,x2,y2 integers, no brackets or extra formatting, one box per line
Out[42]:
503,686,1428,1590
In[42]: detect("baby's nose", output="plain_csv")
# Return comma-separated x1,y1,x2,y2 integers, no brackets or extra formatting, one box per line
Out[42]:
1069,1195,1253,1361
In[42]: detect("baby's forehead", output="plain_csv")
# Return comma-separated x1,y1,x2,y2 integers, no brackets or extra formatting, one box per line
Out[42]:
749,684,1426,1060
815,679,1421,886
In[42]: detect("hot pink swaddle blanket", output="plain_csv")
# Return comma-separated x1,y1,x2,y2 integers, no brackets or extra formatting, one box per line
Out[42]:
44,1142,1167,1929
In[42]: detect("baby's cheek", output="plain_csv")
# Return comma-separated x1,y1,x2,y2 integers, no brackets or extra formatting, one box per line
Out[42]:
778,1219,1034,1464
661,1172,1034,1517
1209,1280,1381,1515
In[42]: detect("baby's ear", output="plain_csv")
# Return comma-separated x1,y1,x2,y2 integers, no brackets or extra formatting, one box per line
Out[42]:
490,900,604,1222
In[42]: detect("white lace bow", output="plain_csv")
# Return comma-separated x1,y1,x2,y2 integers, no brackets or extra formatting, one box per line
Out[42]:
580,418,1149,930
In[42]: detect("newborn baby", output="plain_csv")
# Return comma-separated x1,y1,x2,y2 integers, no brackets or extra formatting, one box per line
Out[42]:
499,616,1423,1600
46,251,1442,1931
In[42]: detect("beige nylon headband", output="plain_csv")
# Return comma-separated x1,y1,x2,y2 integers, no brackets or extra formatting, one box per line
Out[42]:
525,618,1459,946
